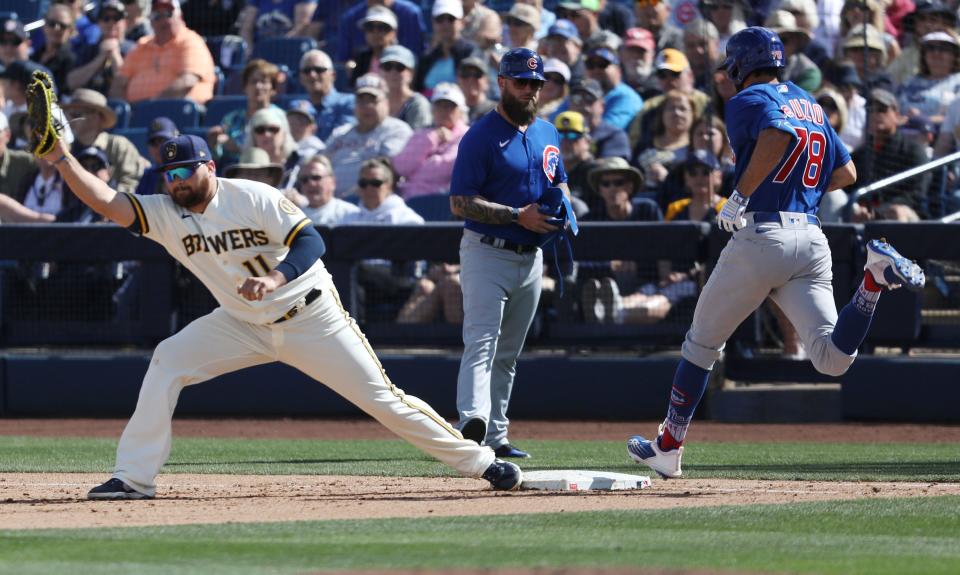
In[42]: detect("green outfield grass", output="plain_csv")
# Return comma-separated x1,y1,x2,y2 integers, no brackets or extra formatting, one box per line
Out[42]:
1,497,959,575
0,436,958,482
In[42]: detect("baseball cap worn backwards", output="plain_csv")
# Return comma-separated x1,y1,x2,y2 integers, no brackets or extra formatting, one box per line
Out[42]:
159,135,212,170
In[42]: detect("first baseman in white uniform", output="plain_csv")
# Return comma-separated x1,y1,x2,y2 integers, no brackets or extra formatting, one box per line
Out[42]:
38,134,522,498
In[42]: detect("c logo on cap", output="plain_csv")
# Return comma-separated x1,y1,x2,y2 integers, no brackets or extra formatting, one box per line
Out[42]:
527,57,538,70
164,142,177,160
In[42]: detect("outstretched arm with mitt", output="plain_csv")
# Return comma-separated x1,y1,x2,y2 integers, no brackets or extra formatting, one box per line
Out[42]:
27,70,135,227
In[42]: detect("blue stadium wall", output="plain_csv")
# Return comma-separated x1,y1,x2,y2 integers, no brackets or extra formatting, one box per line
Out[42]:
2,352,959,421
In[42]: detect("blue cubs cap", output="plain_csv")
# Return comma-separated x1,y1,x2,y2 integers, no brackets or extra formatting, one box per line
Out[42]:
499,47,546,81
148,116,179,141
158,134,213,170
547,19,582,45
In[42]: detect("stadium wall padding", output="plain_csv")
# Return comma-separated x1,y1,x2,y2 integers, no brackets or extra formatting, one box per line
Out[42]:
2,353,959,421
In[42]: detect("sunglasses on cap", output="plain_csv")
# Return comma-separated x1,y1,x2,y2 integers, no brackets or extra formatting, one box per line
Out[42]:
254,125,281,135
381,62,407,72
558,130,583,140
163,162,205,183
358,178,385,188
300,65,328,75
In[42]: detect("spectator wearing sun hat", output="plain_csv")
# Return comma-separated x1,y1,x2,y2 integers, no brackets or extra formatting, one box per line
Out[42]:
392,82,469,199
505,3,540,50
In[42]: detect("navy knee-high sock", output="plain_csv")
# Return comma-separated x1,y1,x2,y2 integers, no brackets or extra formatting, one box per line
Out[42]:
831,273,882,355
659,358,710,450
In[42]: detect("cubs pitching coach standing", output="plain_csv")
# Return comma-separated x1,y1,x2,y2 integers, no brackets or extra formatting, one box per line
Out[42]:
450,48,571,459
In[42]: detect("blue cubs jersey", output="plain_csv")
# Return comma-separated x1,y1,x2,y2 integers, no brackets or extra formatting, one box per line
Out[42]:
726,81,851,215
451,110,568,245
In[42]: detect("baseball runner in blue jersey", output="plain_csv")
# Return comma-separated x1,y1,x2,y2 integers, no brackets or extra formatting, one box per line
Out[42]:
627,27,927,479
450,48,570,459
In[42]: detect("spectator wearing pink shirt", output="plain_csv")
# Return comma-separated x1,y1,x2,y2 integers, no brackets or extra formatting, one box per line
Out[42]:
392,83,469,199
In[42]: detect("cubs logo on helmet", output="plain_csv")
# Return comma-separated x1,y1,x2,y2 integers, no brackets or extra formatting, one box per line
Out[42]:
499,47,546,81
720,26,785,85
542,145,560,182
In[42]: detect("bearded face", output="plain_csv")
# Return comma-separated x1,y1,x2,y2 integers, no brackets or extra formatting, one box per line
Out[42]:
499,77,542,126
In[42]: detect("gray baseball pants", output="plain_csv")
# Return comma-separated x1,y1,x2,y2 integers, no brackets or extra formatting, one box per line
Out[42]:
456,229,542,449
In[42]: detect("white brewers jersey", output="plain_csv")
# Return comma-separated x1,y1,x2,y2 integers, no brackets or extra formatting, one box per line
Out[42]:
124,177,332,325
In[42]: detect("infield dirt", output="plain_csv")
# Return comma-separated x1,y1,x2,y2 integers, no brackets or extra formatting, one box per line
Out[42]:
2,419,959,530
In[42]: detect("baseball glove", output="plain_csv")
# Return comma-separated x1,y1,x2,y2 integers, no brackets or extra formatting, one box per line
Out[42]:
25,70,61,158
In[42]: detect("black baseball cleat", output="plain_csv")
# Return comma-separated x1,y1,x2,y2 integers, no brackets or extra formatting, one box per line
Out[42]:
482,459,523,491
494,443,531,458
459,417,487,445
87,478,152,500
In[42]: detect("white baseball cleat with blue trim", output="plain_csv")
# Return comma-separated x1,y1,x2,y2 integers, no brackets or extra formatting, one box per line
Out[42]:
627,435,683,479
864,239,925,291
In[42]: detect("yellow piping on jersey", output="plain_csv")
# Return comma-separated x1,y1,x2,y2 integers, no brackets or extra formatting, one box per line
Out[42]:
327,285,463,440
283,218,312,247
124,193,149,235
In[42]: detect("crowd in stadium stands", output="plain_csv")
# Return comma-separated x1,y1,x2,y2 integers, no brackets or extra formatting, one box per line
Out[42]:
2,0,960,331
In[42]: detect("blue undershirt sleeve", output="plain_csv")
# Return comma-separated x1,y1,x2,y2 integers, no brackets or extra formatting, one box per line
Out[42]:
274,224,325,282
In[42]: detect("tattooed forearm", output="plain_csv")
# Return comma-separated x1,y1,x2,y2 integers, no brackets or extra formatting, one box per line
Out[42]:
450,195,514,224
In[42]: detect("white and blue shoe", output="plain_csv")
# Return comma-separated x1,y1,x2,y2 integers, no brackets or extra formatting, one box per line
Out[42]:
865,239,925,291
627,434,683,479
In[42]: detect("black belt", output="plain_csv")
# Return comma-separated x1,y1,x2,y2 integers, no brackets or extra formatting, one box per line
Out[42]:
749,212,821,228
480,235,537,254
273,288,322,324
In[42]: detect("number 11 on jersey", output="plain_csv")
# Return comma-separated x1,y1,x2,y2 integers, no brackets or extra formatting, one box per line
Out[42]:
242,255,271,276
772,127,826,188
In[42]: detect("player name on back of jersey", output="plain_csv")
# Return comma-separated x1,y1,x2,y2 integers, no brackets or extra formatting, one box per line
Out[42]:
781,97,825,126
181,229,270,257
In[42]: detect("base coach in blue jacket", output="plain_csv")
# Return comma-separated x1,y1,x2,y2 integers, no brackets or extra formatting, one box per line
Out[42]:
450,48,571,458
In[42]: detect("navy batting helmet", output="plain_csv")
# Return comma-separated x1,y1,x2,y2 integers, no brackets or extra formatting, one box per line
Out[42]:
498,48,546,81
720,26,785,86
